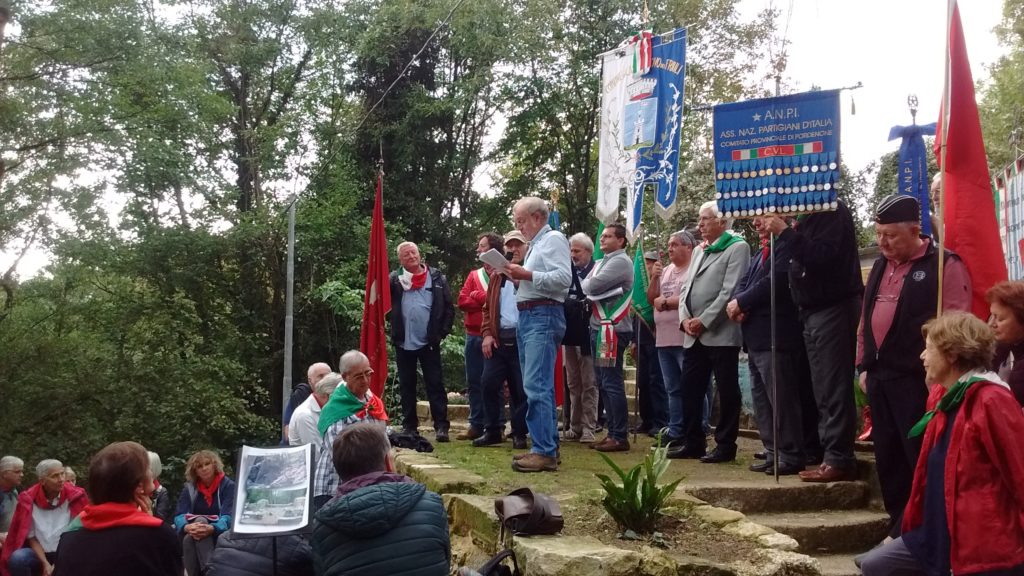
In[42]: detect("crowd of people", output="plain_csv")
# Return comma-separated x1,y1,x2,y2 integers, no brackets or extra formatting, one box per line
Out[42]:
2,194,1024,575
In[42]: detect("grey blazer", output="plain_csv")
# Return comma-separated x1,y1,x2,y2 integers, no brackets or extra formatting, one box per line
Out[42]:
677,239,750,348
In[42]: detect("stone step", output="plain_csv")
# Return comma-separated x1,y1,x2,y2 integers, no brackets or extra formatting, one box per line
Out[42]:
684,479,873,514
814,553,861,576
745,509,889,555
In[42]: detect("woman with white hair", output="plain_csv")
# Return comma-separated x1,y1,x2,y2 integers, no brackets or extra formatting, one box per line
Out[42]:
147,452,172,527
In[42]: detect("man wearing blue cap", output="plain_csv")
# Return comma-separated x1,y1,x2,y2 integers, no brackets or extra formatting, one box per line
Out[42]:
857,193,971,539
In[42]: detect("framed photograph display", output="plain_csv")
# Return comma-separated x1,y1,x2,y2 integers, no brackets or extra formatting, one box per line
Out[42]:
232,444,315,536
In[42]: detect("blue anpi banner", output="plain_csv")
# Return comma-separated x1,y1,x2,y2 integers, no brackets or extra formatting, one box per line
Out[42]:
598,28,686,239
712,90,841,218
888,122,937,236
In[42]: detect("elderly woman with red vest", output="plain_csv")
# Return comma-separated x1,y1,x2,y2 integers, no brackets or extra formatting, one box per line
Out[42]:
859,312,1024,575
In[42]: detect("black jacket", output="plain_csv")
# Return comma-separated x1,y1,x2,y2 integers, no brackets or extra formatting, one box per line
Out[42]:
389,266,455,349
860,242,957,379
779,200,864,312
206,530,314,576
732,238,803,352
54,524,183,576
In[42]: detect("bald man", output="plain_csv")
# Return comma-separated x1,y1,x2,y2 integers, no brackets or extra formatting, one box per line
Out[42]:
282,362,332,443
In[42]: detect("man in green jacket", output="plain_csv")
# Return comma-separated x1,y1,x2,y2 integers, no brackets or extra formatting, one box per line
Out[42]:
312,422,449,576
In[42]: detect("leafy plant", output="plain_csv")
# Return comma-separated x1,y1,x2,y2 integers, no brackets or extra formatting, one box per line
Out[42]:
594,440,683,534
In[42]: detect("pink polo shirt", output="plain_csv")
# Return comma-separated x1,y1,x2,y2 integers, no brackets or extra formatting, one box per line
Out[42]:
856,238,971,366
654,262,688,347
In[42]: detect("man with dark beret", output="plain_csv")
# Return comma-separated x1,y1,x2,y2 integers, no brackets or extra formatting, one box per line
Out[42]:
856,193,971,540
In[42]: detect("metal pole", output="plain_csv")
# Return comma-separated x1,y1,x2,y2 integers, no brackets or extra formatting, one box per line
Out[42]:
770,233,778,482
283,200,296,423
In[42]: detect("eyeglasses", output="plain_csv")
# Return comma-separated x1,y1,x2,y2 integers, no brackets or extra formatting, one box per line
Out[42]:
348,369,374,381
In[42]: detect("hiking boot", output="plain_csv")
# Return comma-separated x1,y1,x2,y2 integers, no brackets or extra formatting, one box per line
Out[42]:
514,450,560,464
594,438,630,452
456,426,483,441
511,453,558,473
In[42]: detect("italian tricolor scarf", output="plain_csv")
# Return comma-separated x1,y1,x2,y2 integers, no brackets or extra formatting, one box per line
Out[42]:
591,254,632,367
908,370,1008,438
318,385,389,436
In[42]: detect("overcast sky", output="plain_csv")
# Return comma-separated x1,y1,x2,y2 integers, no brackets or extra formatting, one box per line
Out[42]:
742,0,1007,171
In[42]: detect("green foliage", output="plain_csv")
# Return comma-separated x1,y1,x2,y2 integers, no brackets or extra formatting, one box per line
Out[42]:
594,441,683,535
980,0,1024,171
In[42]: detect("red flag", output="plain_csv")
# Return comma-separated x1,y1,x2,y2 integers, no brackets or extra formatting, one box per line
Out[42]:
935,1,1007,318
361,172,392,398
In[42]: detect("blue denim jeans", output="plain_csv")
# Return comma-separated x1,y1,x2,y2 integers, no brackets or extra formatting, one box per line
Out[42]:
9,548,55,576
658,346,686,437
464,334,485,430
591,330,632,441
517,305,565,457
659,346,712,438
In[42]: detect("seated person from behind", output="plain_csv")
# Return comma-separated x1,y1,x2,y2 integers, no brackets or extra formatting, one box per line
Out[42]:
1,459,87,576
53,441,182,576
312,422,449,576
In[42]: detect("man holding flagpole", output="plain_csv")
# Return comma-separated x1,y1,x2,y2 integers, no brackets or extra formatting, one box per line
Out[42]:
505,197,572,473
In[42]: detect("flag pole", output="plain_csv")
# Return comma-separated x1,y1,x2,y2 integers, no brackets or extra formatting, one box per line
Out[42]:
936,0,955,317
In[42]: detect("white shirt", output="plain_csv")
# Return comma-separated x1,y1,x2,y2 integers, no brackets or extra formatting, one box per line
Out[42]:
28,500,70,553
288,394,323,449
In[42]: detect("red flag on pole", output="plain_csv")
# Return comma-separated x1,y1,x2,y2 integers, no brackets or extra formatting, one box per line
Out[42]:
361,171,392,398
935,1,1007,319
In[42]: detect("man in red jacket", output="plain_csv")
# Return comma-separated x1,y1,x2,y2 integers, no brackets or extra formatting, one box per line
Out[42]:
1,459,87,576
456,232,505,441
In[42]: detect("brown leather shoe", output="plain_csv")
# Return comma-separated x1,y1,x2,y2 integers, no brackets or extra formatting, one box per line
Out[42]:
799,464,858,483
513,450,560,464
511,453,558,473
456,426,483,441
589,437,614,450
594,438,630,452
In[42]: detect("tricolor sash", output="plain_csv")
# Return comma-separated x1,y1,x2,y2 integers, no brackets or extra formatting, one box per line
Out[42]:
590,254,632,367
476,267,489,289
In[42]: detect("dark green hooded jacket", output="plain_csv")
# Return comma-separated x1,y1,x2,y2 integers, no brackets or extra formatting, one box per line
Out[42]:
312,472,449,576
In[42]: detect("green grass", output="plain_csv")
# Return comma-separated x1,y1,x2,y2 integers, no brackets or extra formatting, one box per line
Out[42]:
429,435,687,497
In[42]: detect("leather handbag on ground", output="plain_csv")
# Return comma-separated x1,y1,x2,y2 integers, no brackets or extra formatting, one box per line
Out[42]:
494,487,564,536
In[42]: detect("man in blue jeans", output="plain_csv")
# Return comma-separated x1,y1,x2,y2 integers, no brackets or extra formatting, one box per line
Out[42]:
504,196,572,473
582,223,634,452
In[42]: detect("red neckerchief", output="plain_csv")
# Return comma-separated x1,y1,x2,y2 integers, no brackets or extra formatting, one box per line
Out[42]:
356,393,389,422
196,472,224,507
79,502,162,530
759,236,770,263
410,268,427,290
34,483,70,510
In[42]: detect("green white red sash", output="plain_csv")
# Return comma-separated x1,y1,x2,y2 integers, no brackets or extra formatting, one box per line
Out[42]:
476,267,489,289
590,256,632,367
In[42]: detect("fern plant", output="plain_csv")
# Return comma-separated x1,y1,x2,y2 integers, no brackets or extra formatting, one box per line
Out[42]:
594,440,683,534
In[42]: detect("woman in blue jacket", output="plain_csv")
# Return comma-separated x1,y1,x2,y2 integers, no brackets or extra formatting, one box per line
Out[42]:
174,450,235,576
